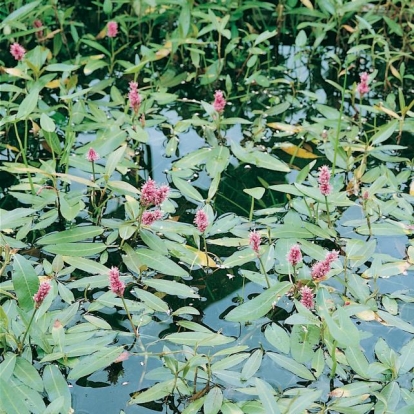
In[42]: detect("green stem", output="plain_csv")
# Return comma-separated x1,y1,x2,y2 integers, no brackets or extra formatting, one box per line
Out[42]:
19,307,38,354
330,339,338,379
332,69,348,175
121,295,139,338
324,195,333,228
258,256,270,288
14,122,35,195
249,196,254,222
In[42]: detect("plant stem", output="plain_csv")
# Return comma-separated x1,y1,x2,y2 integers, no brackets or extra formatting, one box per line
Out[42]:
330,339,338,379
258,256,270,288
332,68,348,175
121,296,139,338
19,308,38,354
324,195,333,228
14,122,35,195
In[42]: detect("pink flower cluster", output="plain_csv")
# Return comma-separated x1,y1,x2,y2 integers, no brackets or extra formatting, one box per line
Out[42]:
141,209,163,226
194,210,209,233
311,250,339,281
213,90,226,113
300,286,314,309
319,165,332,196
287,244,302,267
129,81,141,114
10,43,26,61
33,20,43,39
107,21,118,38
109,266,125,296
249,231,261,254
87,147,100,162
140,179,169,207
357,72,369,96
33,282,51,307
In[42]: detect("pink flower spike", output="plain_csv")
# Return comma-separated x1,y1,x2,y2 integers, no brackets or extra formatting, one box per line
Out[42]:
213,90,226,113
109,266,125,296
325,250,339,264
10,43,26,61
140,179,170,207
107,21,118,38
33,282,51,307
33,20,43,39
300,286,314,309
87,147,100,162
194,209,209,233
287,244,302,267
311,250,338,281
141,210,163,226
357,72,370,96
318,165,332,196
249,231,261,254
129,81,141,114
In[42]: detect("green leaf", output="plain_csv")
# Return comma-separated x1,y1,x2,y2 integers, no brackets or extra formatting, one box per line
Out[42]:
222,248,256,267
205,146,230,177
14,357,43,392
1,1,41,24
0,208,36,230
345,239,376,268
265,324,290,354
370,119,398,145
286,389,323,413
172,175,204,202
63,256,109,275
128,379,175,405
45,63,80,72
16,88,39,120
43,397,65,414
133,287,169,313
82,314,112,330
377,310,414,334
344,346,370,379
68,346,124,380
204,387,223,414
225,282,290,323
243,187,265,200
165,331,235,347
255,378,281,414
12,254,39,312
42,243,106,257
40,113,56,133
398,338,414,374
143,279,199,299
267,352,315,381
241,349,263,381
135,248,188,277
9,377,46,414
0,353,16,382
0,378,30,414
36,226,104,245
43,365,72,414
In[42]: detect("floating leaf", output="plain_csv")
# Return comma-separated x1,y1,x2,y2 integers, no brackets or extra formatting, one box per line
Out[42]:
255,378,281,414
68,346,124,380
43,365,72,414
42,242,106,257
128,379,175,405
225,282,290,322
135,248,188,277
36,226,103,245
143,279,199,299
204,387,223,414
267,353,315,381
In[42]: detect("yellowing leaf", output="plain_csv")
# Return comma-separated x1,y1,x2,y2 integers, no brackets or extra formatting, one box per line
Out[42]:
2,67,32,80
278,143,319,159
300,0,314,10
374,104,401,120
184,245,217,268
342,24,355,33
267,122,302,134
389,63,402,81
155,41,172,60
409,179,414,196
356,310,376,321
45,79,61,88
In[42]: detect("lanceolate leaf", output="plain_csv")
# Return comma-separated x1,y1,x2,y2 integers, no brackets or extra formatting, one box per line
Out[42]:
128,379,175,405
68,346,124,380
43,365,72,414
36,226,103,245
225,282,290,322
267,353,315,381
143,279,200,299
12,254,39,312
255,378,281,414
135,248,188,277
0,378,30,414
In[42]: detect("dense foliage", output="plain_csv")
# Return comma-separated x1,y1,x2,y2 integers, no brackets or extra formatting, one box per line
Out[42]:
0,0,413,413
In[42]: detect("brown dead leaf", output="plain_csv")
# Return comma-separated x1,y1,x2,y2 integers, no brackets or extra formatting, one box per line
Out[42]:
267,122,302,134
